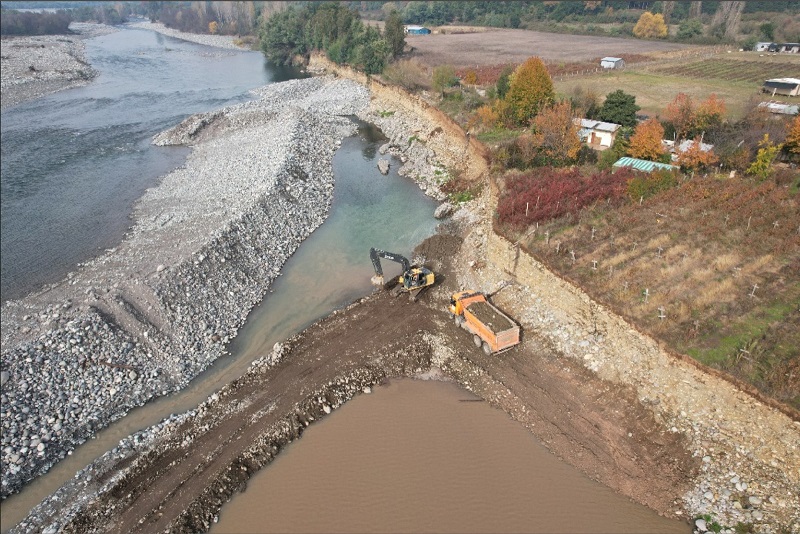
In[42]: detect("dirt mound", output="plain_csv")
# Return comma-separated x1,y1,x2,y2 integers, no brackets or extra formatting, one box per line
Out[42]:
414,233,463,262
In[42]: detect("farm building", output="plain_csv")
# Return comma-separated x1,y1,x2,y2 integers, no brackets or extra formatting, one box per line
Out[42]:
573,118,621,148
757,101,799,115
404,25,431,35
779,43,799,53
600,57,625,69
754,42,774,52
762,78,800,97
612,157,678,173
662,139,715,162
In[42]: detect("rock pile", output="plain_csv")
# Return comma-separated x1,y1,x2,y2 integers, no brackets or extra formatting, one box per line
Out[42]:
0,76,370,499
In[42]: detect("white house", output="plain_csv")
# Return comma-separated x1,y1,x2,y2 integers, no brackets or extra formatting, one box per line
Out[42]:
573,118,621,148
754,42,774,52
600,57,625,69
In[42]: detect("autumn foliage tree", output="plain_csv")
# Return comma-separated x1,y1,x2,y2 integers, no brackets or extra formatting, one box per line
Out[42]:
665,92,695,140
676,137,719,171
530,100,581,166
666,93,727,140
785,115,800,155
693,94,726,136
628,118,667,161
747,134,782,180
633,12,667,38
504,57,554,126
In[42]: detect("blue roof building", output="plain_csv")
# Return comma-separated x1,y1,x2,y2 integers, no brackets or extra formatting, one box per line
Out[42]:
405,25,431,35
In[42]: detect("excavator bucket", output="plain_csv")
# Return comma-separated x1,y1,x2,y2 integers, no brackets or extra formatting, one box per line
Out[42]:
371,275,385,286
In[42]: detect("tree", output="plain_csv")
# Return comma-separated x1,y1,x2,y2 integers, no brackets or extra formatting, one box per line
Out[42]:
693,94,726,136
463,69,478,85
677,19,703,39
530,100,581,165
746,134,782,180
628,118,667,161
504,57,554,126
432,65,458,96
665,92,695,140
676,136,719,171
495,65,514,99
208,20,218,34
785,115,800,155
633,12,667,39
597,90,640,127
384,10,405,59
760,21,775,40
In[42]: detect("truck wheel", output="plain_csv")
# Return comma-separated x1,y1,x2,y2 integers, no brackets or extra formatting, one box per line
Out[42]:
482,342,492,356
473,335,482,348
454,315,464,327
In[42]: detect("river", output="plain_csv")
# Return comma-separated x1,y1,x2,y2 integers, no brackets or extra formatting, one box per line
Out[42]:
1,25,689,534
0,26,298,302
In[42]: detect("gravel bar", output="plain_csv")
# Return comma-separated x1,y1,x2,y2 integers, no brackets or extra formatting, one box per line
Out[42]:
0,75,371,500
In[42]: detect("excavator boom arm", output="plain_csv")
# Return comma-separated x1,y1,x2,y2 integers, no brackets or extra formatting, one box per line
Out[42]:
369,248,411,277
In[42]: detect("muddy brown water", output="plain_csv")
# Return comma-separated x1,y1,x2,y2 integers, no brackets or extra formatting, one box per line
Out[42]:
211,379,690,534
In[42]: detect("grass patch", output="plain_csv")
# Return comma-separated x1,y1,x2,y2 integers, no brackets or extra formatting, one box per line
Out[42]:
554,70,765,120
476,128,522,145
687,299,797,366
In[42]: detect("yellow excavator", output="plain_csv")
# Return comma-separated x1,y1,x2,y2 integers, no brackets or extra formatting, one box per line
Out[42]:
370,247,435,301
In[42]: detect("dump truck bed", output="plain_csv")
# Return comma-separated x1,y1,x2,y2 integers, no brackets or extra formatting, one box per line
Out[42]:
466,300,516,333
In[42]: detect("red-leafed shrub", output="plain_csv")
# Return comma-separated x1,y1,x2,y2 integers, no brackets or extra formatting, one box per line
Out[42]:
498,167,635,227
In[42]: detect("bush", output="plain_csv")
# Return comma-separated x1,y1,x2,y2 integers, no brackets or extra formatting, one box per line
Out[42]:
626,169,680,202
382,59,429,92
498,167,634,227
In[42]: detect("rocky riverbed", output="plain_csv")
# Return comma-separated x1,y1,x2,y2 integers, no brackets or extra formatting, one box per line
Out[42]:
0,75,381,500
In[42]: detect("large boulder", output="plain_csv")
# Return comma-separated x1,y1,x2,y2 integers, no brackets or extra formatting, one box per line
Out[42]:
377,159,390,175
434,202,456,219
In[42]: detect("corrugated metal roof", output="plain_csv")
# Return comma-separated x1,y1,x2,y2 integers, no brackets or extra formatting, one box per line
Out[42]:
573,118,620,131
613,157,677,173
765,78,800,84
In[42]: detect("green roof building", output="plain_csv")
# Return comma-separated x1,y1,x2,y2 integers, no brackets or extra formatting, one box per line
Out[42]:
613,157,678,173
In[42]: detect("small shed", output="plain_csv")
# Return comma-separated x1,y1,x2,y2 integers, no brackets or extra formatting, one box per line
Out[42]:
600,57,625,69
754,42,774,52
404,25,431,35
612,157,678,173
573,118,621,148
757,101,800,115
762,78,800,97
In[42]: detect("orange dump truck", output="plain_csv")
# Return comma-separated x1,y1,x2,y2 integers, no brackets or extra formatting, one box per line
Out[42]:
449,291,520,355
